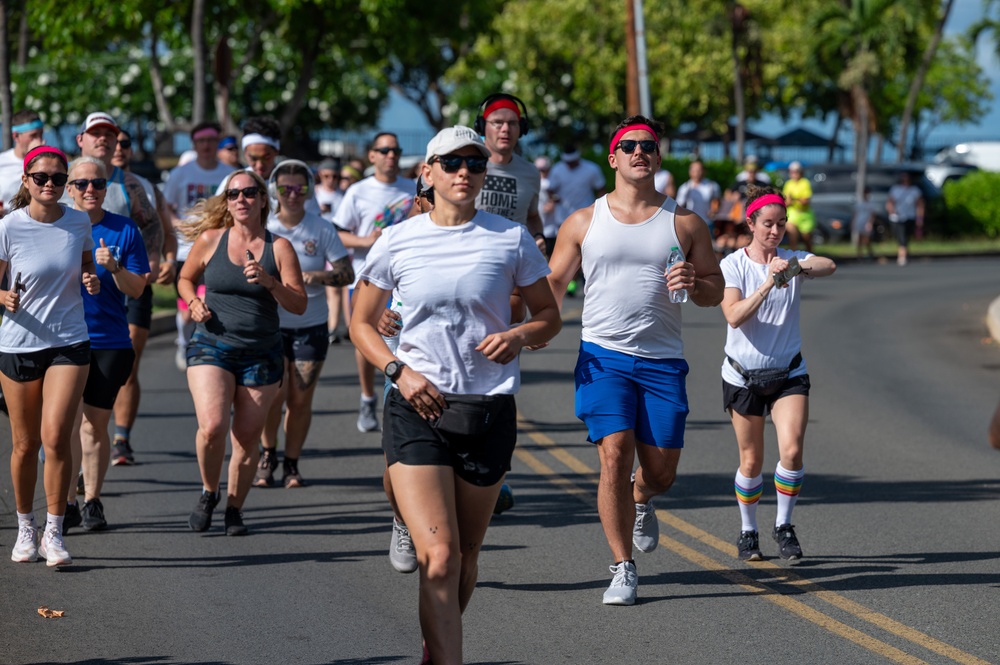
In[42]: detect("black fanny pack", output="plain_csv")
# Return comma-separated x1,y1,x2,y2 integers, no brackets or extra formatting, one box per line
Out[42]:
431,394,513,437
727,353,802,397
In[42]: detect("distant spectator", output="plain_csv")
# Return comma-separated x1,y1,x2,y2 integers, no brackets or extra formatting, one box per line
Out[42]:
676,159,721,226
851,186,877,260
547,144,607,222
886,171,924,267
217,136,241,168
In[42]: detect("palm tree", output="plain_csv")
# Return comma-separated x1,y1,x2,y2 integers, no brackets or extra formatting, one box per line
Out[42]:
812,0,920,202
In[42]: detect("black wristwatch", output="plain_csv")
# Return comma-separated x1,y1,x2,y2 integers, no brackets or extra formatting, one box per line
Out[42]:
385,360,406,382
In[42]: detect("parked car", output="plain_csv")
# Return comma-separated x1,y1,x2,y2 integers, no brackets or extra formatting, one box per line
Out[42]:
804,163,942,243
934,141,1000,172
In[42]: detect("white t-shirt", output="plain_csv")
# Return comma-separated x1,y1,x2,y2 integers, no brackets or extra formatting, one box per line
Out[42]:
654,170,673,196
547,159,606,222
0,149,22,214
888,184,922,221
314,185,344,221
333,176,415,287
358,211,550,395
475,153,541,225
538,175,564,238
720,247,812,387
266,211,349,329
0,205,94,352
165,161,236,260
676,179,721,224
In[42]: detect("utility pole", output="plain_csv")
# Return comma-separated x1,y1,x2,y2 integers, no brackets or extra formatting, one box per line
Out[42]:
625,0,639,115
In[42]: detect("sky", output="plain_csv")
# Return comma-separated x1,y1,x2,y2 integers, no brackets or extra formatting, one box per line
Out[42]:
380,3,1000,154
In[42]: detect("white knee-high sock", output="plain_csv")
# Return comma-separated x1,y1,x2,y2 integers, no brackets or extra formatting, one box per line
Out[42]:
735,470,763,532
774,463,804,527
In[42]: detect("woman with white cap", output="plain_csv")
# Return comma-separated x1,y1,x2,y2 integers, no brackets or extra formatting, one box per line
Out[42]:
351,126,561,664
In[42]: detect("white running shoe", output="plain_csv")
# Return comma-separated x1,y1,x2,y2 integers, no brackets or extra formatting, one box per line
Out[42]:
389,518,417,573
632,500,659,553
38,526,72,567
175,345,188,372
11,522,38,563
603,560,638,605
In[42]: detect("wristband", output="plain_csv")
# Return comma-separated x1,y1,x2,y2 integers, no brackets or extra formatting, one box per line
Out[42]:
188,297,199,308
112,259,123,275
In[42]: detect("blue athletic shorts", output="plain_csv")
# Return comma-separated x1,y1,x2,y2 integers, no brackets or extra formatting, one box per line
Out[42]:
574,341,689,448
186,332,284,387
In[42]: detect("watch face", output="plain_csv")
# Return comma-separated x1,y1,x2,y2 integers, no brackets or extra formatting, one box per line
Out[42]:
386,361,401,379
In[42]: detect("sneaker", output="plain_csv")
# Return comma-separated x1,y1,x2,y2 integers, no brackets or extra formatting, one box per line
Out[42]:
602,560,638,606
773,523,803,561
282,461,305,488
632,501,658,553
357,396,379,432
189,491,220,532
493,483,515,515
566,280,578,297
389,518,417,573
737,530,763,561
175,345,188,372
328,330,341,345
224,505,248,536
38,526,72,567
10,523,38,563
253,448,279,488
81,498,108,531
76,472,85,496
111,437,134,466
63,503,82,534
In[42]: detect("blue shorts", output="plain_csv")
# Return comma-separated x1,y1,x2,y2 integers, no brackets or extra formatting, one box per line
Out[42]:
574,341,689,448
186,332,284,387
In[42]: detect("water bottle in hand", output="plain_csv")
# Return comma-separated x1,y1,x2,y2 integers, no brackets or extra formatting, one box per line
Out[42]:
667,246,688,303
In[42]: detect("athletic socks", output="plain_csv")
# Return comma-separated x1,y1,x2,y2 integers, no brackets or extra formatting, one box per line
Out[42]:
114,425,130,441
734,470,763,532
774,463,804,526
17,511,36,528
46,512,64,534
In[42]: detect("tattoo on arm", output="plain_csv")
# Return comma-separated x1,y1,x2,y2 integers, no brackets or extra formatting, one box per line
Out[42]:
126,176,164,259
314,257,355,287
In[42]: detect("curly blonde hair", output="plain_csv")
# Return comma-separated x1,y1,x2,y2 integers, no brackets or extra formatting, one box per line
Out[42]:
181,170,269,241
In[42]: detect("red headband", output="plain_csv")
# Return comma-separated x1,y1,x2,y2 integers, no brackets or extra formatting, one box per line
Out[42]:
745,194,786,218
23,145,68,172
609,124,659,155
483,99,521,120
192,127,220,140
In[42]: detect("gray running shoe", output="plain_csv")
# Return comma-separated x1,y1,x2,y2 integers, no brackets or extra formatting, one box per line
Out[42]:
773,523,803,561
254,448,279,487
81,498,108,531
111,437,134,466
737,530,763,561
389,518,417,573
224,505,248,536
632,501,658,553
602,560,638,606
189,491,219,532
357,396,379,432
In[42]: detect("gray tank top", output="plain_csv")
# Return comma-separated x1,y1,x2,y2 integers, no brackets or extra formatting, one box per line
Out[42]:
200,228,281,348
103,166,131,217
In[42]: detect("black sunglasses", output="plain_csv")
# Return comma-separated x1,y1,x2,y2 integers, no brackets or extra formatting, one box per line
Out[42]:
416,182,435,204
27,172,69,187
224,186,261,201
68,178,108,191
616,139,659,155
373,146,402,156
433,154,488,174
118,139,132,150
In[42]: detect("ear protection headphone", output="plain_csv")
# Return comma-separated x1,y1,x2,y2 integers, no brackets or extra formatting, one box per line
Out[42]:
474,93,529,138
267,159,316,205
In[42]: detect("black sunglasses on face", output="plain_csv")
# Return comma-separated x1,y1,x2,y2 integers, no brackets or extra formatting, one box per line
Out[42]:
68,178,108,191
616,139,659,155
27,172,69,187
373,146,402,156
225,186,261,201
433,154,488,174
118,139,132,150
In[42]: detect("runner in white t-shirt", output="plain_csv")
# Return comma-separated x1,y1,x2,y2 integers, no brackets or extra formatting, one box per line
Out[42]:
675,160,721,226
350,126,560,665
334,131,415,434
0,111,46,216
886,171,925,266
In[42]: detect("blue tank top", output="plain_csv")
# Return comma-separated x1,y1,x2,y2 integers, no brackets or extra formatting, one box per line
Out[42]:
199,228,281,348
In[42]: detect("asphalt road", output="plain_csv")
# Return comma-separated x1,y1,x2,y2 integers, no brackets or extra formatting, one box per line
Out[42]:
2,256,999,665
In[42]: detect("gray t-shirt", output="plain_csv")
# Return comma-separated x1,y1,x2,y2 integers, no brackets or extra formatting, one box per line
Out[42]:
475,153,541,225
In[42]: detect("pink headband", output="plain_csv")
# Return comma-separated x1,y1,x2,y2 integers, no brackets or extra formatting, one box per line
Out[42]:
192,127,220,140
745,194,786,218
484,99,521,120
23,145,68,172
609,124,659,155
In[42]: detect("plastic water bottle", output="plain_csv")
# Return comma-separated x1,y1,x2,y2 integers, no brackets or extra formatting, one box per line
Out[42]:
383,299,402,355
667,246,688,303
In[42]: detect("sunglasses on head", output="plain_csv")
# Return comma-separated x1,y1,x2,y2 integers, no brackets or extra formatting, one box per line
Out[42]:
616,139,659,155
225,186,261,201
27,172,69,187
432,154,488,174
373,146,402,156
118,139,132,150
68,178,108,191
276,184,309,197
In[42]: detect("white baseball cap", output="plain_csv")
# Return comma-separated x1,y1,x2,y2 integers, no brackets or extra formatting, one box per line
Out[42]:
425,126,491,162
81,112,119,135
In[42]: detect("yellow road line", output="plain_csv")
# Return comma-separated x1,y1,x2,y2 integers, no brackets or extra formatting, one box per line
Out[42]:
516,421,991,665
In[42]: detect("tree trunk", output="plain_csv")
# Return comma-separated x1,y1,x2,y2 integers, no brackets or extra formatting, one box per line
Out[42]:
213,36,236,134
625,0,639,116
0,1,11,152
853,84,869,206
731,3,747,163
17,8,27,67
896,0,953,163
191,0,206,124
148,27,179,133
828,113,843,162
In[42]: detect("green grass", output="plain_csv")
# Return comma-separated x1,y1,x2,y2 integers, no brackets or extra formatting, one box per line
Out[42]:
152,284,178,313
816,237,1000,259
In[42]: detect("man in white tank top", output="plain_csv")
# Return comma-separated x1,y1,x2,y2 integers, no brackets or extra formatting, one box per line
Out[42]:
547,115,724,606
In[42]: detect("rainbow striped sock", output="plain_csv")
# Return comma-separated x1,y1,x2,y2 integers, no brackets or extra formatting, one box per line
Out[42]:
774,463,804,526
735,470,763,532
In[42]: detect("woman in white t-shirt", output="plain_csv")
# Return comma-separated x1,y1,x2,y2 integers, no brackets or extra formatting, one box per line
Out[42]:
1,146,101,567
719,184,836,565
350,126,561,665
